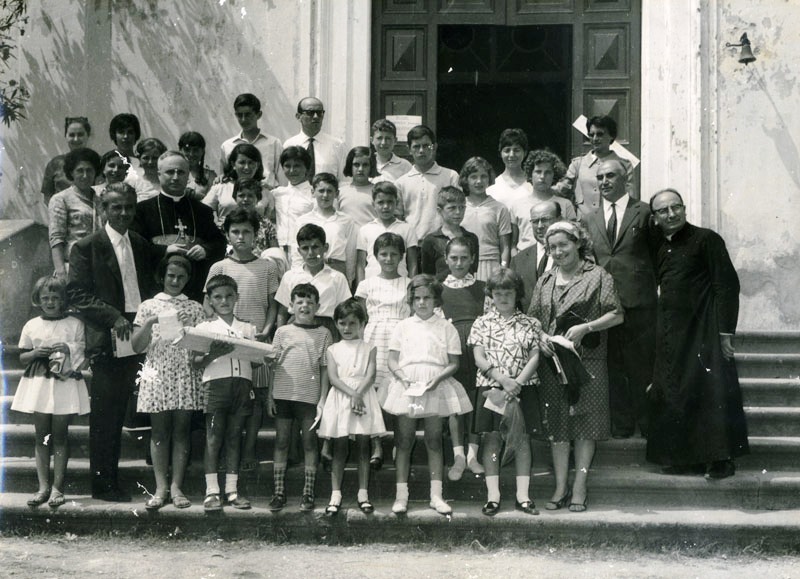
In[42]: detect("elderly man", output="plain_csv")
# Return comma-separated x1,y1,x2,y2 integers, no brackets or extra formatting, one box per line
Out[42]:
580,159,657,438
132,151,226,301
511,199,560,312
646,189,748,479
283,97,346,179
67,183,162,501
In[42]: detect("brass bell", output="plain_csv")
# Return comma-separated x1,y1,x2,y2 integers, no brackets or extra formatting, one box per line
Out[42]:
728,32,756,65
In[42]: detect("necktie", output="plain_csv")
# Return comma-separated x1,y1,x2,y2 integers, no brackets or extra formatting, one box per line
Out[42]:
119,235,142,312
607,202,617,245
537,252,548,277
307,137,316,181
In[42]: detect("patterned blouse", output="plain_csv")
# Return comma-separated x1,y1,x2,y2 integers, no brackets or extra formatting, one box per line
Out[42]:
468,310,541,388
48,185,103,256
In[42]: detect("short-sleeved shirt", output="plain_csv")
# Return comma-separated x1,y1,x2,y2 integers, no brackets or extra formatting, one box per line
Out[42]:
202,182,275,228
487,174,531,212
389,314,462,367
283,132,347,179
206,256,279,331
271,323,332,404
468,310,541,388
272,181,315,247
195,316,257,383
220,131,283,188
292,209,357,281
48,185,104,256
357,219,417,279
376,153,412,182
395,163,460,242
274,264,352,318
461,196,512,261
511,192,577,251
336,183,377,229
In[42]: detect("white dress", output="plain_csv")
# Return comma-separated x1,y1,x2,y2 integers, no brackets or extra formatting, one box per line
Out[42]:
355,276,410,405
11,316,90,415
381,314,473,418
318,340,387,438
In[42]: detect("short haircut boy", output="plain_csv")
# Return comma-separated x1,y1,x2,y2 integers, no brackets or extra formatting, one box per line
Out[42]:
223,206,261,234
407,124,436,144
373,231,406,257
280,145,312,169
234,93,261,112
206,274,238,296
437,185,466,208
372,181,398,200
232,178,263,201
290,282,320,304
371,118,398,136
296,223,326,246
311,172,338,191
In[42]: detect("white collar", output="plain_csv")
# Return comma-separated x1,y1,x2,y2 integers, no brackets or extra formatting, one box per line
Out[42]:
154,292,187,301
105,222,130,245
160,190,185,202
605,193,629,212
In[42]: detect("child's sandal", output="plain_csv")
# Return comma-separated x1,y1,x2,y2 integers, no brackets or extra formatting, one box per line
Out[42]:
48,490,66,508
27,489,50,508
325,503,340,516
358,500,374,514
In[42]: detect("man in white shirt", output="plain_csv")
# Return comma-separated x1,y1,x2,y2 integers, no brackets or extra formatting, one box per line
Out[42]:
220,93,282,187
283,97,346,180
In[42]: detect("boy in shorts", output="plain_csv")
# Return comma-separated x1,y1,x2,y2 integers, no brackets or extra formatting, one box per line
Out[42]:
268,283,333,512
194,274,258,512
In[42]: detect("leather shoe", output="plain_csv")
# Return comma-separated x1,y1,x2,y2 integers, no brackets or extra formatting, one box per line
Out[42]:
705,460,735,479
515,500,539,515
481,501,500,516
93,488,132,503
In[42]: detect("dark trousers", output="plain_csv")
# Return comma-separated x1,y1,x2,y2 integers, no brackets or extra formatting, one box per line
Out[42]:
607,306,656,435
89,354,140,493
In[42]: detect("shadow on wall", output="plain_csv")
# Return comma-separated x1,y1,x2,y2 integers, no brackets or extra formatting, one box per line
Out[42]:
2,0,296,224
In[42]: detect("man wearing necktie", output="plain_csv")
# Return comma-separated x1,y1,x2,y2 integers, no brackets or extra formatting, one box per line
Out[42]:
511,199,560,312
579,159,657,439
283,97,346,180
67,183,163,501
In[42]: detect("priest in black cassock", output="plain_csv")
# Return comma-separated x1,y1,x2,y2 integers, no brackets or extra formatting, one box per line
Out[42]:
131,151,226,301
646,189,748,479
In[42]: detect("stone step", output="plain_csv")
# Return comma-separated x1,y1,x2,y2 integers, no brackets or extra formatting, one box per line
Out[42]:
745,407,800,437
735,353,800,379
735,331,800,354
2,458,798,511
740,378,800,406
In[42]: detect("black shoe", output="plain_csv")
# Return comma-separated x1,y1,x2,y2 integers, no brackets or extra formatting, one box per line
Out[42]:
705,460,735,480
515,500,540,515
481,501,500,516
92,487,132,503
268,494,286,512
300,494,315,512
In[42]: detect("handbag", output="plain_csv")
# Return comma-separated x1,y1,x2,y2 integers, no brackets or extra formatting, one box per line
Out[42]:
555,310,601,349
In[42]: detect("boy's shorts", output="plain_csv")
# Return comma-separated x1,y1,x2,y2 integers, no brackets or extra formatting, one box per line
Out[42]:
274,399,316,422
204,377,254,417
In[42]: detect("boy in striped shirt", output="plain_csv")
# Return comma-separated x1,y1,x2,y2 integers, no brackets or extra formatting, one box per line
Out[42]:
268,283,332,512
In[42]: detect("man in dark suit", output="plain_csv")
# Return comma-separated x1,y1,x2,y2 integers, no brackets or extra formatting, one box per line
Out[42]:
580,159,657,438
511,200,560,312
67,183,162,501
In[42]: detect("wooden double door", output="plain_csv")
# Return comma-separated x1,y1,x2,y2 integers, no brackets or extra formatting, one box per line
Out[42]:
371,0,641,174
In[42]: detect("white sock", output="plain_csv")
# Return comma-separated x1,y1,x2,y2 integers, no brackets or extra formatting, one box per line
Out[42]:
205,474,220,496
357,488,369,503
516,475,531,503
225,473,238,494
430,479,443,500
330,490,342,505
467,443,480,461
453,445,466,458
395,482,409,501
486,475,501,503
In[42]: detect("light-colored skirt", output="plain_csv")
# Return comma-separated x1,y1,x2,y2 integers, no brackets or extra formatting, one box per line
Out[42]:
318,377,388,438
363,317,402,405
382,362,473,418
476,259,501,282
11,376,90,415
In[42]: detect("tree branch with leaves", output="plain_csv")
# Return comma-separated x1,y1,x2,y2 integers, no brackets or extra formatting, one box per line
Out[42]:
0,0,29,126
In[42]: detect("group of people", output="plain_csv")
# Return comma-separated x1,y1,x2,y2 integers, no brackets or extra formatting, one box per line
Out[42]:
12,95,749,517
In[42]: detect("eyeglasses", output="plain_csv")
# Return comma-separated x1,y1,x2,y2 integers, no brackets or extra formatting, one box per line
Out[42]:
653,203,685,217
301,109,325,118
409,144,434,152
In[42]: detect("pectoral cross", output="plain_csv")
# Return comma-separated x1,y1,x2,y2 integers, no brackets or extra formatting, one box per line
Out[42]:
175,219,188,245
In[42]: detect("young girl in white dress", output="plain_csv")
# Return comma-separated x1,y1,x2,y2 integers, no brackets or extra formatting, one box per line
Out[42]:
354,232,410,468
383,274,473,515
318,299,386,515
11,276,90,508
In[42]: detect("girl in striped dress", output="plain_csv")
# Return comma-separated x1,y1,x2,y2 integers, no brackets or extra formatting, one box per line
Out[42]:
354,232,410,469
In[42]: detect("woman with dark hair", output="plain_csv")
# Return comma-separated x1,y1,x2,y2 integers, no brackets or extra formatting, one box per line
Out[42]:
553,115,634,209
127,138,167,201
203,143,274,227
48,147,104,278
179,131,218,200
108,113,142,175
41,116,92,206
528,220,623,513
98,150,129,187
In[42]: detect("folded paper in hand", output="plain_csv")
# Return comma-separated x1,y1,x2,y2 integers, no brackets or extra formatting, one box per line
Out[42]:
173,327,274,363
111,329,137,358
404,381,429,397
483,388,508,415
